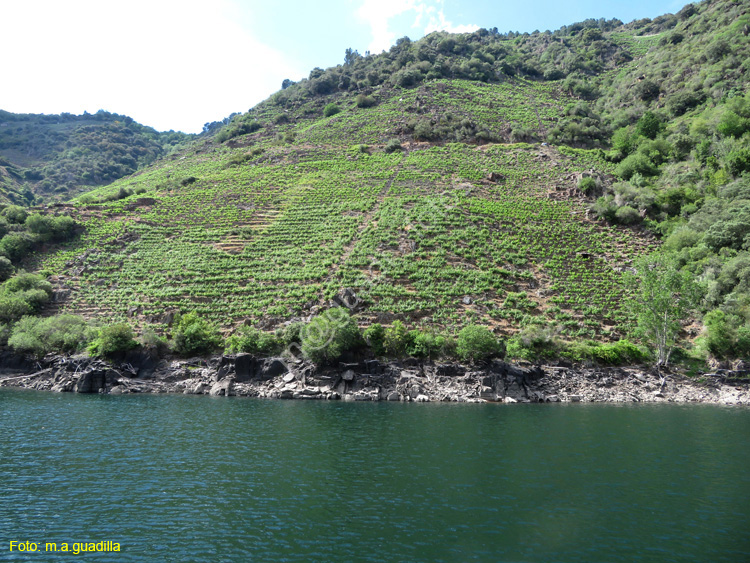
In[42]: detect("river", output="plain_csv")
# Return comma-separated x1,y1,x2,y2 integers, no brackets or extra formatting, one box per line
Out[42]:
1,390,749,562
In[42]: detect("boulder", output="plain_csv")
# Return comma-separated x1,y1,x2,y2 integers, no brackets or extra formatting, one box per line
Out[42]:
233,354,258,381
209,378,234,397
75,370,108,393
259,358,288,380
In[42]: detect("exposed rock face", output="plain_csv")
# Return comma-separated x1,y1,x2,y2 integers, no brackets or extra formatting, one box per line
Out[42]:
1,353,748,406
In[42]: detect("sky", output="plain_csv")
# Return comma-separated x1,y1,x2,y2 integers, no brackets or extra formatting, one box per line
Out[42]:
1,0,691,133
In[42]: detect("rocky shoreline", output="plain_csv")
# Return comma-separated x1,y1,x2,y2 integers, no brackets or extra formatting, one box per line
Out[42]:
1,350,748,405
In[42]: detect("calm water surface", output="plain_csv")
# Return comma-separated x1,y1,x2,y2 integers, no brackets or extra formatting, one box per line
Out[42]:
1,390,749,562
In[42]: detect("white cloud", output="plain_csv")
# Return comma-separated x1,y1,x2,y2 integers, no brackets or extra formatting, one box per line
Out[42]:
357,0,478,54
357,0,417,54
0,0,304,132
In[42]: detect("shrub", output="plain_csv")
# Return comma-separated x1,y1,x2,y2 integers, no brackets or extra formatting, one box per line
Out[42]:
88,323,138,357
8,314,93,357
225,325,281,355
24,214,76,242
591,340,648,365
703,310,734,358
406,329,452,359
578,177,597,194
363,323,386,355
384,139,403,153
0,233,34,262
636,111,662,140
456,325,503,362
0,273,52,323
616,153,657,180
615,205,642,225
282,321,305,347
140,325,169,356
726,148,750,176
355,94,376,108
0,257,13,281
301,308,360,364
323,104,340,117
506,325,559,361
172,312,222,356
1,205,28,224
384,320,408,356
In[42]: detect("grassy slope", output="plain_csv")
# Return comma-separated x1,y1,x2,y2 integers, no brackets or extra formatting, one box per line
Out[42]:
33,79,654,340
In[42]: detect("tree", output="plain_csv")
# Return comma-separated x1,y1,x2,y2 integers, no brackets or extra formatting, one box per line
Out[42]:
625,253,702,366
301,308,360,364
172,312,222,356
456,325,503,362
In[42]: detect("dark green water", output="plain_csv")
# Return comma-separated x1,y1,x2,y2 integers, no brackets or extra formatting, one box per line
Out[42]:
1,390,749,562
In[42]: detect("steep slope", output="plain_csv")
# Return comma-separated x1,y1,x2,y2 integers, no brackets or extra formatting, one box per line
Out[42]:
8,0,750,362
34,80,653,343
0,109,194,204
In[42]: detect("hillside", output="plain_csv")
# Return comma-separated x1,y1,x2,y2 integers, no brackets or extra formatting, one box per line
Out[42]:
4,0,750,365
0,109,194,204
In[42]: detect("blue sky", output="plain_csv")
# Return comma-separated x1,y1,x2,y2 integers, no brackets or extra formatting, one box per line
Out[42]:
1,0,690,133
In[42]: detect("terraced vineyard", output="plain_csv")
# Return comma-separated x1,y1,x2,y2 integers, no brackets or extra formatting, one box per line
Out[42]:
34,82,655,340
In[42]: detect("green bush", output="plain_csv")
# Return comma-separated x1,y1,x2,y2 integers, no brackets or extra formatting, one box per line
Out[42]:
578,177,597,194
323,104,340,117
139,325,169,356
282,321,305,347
301,308,360,364
456,325,503,362
363,323,386,355
225,325,281,355
591,340,649,364
406,329,452,359
8,314,93,357
726,148,750,176
172,312,223,356
384,320,408,356
0,273,52,323
615,205,642,225
506,325,559,361
1,205,28,224
0,257,13,281
24,214,76,242
384,139,403,153
0,233,34,262
703,310,745,358
616,153,657,180
636,111,662,139
88,323,138,357
355,94,376,108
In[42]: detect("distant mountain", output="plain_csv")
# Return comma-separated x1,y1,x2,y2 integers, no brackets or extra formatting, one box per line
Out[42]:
0,109,194,204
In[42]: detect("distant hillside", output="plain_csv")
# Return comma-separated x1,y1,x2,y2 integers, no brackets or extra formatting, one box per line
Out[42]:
6,0,750,364
0,110,194,204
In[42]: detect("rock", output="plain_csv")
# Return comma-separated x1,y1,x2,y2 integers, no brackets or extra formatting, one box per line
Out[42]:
209,378,234,396
545,395,560,402
233,354,256,381
342,369,355,382
332,288,359,309
259,358,288,380
504,396,517,403
283,372,296,383
386,392,401,401
462,296,473,305
634,373,647,383
569,394,582,402
75,370,107,393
